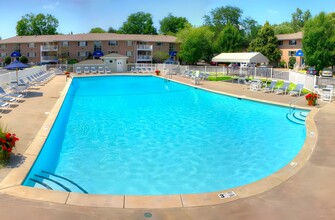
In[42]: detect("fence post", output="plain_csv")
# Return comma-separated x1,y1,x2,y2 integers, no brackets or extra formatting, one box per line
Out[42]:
270,68,273,79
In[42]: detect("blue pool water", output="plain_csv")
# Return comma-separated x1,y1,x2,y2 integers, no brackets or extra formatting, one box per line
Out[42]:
24,76,307,195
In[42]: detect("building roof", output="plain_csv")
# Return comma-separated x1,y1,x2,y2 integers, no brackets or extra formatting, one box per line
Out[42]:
276,32,303,40
101,53,128,59
0,33,177,44
211,52,269,63
75,59,104,65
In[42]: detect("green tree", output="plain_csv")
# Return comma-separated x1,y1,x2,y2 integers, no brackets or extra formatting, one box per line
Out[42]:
215,23,242,53
19,56,28,64
203,6,243,32
16,13,58,36
248,21,282,64
153,51,170,63
89,27,106,33
288,56,296,69
303,12,335,72
177,26,214,64
107,27,117,33
4,56,11,65
273,22,295,35
159,13,191,35
291,8,312,32
240,17,261,47
119,12,157,34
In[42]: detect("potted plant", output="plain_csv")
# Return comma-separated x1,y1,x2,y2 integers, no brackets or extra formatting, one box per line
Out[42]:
0,128,19,161
305,92,318,106
155,70,160,76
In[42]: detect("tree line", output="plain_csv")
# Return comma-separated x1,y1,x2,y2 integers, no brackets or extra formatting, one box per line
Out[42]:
13,6,335,70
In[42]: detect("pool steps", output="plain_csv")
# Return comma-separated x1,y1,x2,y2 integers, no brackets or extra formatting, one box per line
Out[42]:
30,171,88,194
286,111,307,125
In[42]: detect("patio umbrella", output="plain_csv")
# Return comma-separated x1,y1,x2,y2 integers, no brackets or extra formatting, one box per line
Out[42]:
4,60,29,84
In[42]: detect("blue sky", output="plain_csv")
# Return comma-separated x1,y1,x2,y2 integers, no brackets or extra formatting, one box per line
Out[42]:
1,0,334,39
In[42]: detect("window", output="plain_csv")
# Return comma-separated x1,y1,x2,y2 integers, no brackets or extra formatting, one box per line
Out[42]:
156,42,163,46
288,51,296,56
61,41,69,47
108,50,118,54
27,52,36,57
278,41,283,46
127,41,133,46
78,41,88,47
108,41,118,46
94,41,101,51
78,51,88,57
0,44,7,49
169,43,175,52
289,40,297,45
126,51,133,56
28,43,36,48
0,53,7,58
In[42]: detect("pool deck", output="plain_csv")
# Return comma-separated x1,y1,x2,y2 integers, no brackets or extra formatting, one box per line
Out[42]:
0,74,335,219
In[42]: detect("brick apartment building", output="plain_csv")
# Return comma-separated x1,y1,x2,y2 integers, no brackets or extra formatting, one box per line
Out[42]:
276,32,303,66
0,33,178,65
0,32,302,67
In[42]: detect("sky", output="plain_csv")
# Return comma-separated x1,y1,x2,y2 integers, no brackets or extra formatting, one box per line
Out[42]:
1,0,335,39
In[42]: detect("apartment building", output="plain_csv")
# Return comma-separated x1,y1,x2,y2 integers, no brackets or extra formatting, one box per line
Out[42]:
0,33,178,65
276,32,303,66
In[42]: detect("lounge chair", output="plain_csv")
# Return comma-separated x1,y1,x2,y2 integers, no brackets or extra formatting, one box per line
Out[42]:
84,67,90,74
191,70,201,85
105,67,111,74
249,79,262,91
263,80,277,93
75,67,82,74
98,66,104,74
91,67,97,74
275,81,290,95
320,88,333,103
288,83,304,96
0,86,24,98
0,101,9,113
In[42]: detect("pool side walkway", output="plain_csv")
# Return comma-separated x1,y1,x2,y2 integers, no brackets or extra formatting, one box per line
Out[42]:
0,74,334,219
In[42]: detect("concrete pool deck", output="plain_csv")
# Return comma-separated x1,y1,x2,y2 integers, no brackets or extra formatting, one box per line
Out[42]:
0,74,334,219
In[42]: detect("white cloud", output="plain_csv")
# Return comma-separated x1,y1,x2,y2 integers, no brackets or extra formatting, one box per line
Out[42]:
43,2,60,10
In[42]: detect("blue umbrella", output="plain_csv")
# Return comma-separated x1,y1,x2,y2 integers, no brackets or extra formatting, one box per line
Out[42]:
4,60,29,84
93,50,104,58
295,50,304,56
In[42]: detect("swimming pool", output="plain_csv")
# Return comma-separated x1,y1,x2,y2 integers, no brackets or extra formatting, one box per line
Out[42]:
23,76,307,195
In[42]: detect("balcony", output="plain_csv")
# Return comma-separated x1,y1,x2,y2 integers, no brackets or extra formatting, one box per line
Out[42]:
137,45,153,51
41,45,58,51
137,55,152,61
41,56,58,63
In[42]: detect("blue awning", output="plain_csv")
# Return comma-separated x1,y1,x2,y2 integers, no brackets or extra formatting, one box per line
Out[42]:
11,51,21,57
93,50,104,57
295,50,304,56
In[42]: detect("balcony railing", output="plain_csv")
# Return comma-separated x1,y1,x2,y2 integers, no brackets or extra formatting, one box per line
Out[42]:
41,45,58,51
137,45,153,50
41,56,58,62
137,55,152,61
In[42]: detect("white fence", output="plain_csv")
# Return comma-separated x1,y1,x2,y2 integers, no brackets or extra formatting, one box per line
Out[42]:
0,65,47,89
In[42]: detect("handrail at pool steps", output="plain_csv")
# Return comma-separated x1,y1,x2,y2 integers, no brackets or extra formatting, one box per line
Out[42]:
30,171,88,194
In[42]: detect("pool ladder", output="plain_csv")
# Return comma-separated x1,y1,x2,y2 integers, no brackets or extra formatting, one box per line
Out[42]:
30,170,88,194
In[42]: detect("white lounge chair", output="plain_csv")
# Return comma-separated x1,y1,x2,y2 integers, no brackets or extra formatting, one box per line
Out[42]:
98,66,104,74
75,67,82,74
91,67,97,74
84,67,90,74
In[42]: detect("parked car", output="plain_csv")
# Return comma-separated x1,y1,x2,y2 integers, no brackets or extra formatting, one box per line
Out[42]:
306,67,317,75
321,68,334,77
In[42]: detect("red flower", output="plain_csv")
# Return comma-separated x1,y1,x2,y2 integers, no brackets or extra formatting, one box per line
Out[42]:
2,145,6,151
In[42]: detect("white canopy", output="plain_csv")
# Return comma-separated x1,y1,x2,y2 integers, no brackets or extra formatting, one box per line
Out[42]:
212,52,269,64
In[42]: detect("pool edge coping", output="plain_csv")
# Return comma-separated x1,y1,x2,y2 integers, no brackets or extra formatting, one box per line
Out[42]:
0,75,319,209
